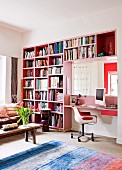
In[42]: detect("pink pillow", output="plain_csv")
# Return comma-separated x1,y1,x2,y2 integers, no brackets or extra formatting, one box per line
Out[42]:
0,106,9,118
7,111,18,117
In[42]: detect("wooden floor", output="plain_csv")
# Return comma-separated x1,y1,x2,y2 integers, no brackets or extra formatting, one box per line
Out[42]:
0,128,122,159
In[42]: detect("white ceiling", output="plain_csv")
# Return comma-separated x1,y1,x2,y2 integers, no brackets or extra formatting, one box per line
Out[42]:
0,0,122,32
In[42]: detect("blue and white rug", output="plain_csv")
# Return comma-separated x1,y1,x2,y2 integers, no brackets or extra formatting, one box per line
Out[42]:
0,140,122,170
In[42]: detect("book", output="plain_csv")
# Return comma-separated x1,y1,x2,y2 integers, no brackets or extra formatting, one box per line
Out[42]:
58,42,63,53
54,42,59,54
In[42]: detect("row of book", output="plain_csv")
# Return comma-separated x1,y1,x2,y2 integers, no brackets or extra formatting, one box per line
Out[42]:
26,70,34,77
48,67,63,75
24,51,35,58
53,103,63,113
49,113,63,128
24,101,34,107
24,80,34,87
36,69,48,77
24,90,34,99
63,35,95,49
50,76,63,88
35,91,47,101
37,101,48,109
51,56,63,65
37,47,48,56
79,35,96,45
35,59,47,67
64,38,78,48
48,42,63,54
79,45,96,58
49,90,63,101
36,79,48,90
64,48,78,61
25,61,34,67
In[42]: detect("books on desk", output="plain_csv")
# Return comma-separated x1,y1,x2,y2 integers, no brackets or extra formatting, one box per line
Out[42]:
105,104,117,109
105,106,117,109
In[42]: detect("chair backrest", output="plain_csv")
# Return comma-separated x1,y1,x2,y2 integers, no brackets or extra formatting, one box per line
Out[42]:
72,107,83,123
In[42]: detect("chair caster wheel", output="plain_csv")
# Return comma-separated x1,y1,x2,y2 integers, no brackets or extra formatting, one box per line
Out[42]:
91,133,94,141
91,138,94,141
78,138,81,142
71,133,73,138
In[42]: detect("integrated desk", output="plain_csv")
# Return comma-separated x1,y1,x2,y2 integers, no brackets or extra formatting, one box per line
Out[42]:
64,105,118,116
64,95,118,133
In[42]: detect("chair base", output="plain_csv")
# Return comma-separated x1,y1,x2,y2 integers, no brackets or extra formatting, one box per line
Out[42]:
71,124,95,142
71,132,94,142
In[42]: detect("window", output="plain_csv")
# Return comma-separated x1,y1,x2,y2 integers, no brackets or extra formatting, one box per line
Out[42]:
104,62,117,95
108,71,118,96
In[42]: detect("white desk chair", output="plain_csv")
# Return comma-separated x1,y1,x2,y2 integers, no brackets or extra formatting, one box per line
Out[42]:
71,106,97,142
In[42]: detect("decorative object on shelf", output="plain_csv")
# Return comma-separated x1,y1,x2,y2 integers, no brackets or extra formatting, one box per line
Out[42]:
16,106,34,126
108,41,113,56
70,95,77,106
98,44,106,57
75,94,81,105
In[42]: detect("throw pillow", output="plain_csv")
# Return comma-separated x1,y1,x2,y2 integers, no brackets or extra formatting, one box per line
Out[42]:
0,106,9,118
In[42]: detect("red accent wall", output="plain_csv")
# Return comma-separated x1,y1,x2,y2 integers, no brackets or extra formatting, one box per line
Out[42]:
104,62,117,94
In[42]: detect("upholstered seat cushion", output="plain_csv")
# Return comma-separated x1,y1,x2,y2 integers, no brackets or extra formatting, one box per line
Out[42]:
0,116,20,128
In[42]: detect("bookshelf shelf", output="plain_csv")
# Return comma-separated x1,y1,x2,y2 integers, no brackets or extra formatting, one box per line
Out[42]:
23,77,34,79
48,87,63,90
49,126,63,130
35,76,48,79
35,89,47,91
51,111,63,114
79,43,96,47
35,55,48,59
48,74,63,76
49,53,63,57
64,46,78,50
23,87,34,89
35,99,47,101
22,30,116,131
48,100,63,103
23,67,34,69
23,99,34,101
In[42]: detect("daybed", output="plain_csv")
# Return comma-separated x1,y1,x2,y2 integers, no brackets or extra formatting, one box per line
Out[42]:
0,102,22,128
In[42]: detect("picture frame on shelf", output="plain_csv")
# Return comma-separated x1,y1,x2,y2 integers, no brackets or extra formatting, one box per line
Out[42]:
70,95,77,106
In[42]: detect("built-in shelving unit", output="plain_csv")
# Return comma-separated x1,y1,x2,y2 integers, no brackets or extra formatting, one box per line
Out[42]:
23,30,116,131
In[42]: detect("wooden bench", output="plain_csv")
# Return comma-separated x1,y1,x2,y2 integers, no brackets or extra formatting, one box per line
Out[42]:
0,123,41,144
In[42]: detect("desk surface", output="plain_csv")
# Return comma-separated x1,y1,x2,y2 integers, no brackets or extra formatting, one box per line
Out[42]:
64,105,118,116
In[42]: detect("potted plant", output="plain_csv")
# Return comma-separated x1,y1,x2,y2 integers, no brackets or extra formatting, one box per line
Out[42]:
16,106,34,126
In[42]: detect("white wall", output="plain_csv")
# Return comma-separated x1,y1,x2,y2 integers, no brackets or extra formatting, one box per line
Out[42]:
22,6,121,47
0,26,22,103
0,56,6,103
22,5,122,143
0,26,22,57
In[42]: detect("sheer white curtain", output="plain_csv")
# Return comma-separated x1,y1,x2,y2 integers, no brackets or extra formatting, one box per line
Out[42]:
0,55,20,104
